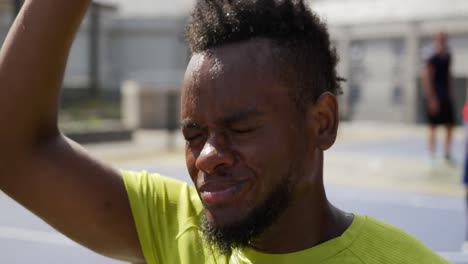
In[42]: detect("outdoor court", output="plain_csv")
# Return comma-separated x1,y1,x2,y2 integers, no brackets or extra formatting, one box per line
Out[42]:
0,123,467,263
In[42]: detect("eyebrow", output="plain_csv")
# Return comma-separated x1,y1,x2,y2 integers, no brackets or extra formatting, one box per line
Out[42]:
221,108,263,125
180,108,263,130
180,119,201,130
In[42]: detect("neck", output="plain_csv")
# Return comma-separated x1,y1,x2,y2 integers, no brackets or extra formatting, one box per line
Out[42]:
249,152,353,254
437,49,448,55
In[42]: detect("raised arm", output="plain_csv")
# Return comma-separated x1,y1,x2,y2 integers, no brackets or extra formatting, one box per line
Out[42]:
422,62,439,114
422,63,435,100
0,1,143,262
448,54,454,100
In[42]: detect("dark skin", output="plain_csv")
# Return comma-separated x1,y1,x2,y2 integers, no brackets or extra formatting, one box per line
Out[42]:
422,32,454,157
181,39,352,253
0,0,350,261
0,0,143,262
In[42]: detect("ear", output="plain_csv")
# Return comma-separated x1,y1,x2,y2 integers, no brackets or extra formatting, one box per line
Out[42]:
305,92,339,151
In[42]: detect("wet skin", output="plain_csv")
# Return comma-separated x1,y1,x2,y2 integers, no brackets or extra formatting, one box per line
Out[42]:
181,39,350,253
181,41,306,224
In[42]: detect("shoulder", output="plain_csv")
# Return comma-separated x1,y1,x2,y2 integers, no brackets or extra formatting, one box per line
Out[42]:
121,170,205,263
349,216,449,264
121,170,202,213
427,54,438,65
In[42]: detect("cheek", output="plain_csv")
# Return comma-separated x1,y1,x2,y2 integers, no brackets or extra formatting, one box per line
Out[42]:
235,135,292,192
236,126,293,169
185,146,199,183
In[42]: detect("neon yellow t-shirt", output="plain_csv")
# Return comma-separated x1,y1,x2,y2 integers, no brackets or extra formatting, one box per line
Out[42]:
122,171,449,264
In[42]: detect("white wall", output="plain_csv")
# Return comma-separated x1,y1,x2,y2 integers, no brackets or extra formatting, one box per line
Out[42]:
0,9,11,45
108,18,188,90
450,35,468,77
347,38,407,122
64,9,117,90
64,25,90,89
0,10,189,93
331,18,468,123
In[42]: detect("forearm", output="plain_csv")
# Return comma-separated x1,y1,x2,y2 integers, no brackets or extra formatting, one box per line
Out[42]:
422,81,434,100
449,75,454,99
0,0,91,145
422,65,435,100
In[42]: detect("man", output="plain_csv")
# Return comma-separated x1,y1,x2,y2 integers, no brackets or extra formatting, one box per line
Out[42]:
0,0,449,263
422,32,455,165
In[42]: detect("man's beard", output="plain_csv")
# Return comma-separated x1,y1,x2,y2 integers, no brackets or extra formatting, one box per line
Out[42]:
200,175,292,256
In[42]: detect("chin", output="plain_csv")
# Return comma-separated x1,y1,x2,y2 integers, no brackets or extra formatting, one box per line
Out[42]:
200,209,255,256
204,207,250,229
200,173,292,255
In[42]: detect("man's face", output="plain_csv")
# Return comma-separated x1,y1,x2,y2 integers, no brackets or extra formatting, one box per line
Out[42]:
434,32,448,53
181,41,308,232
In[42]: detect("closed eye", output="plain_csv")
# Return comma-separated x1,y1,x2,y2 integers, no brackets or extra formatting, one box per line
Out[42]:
181,119,205,142
231,127,258,134
184,134,202,141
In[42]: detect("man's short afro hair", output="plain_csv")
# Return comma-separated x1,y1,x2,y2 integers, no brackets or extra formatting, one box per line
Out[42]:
186,0,343,108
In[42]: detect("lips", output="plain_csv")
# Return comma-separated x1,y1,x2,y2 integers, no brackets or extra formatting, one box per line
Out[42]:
199,180,249,206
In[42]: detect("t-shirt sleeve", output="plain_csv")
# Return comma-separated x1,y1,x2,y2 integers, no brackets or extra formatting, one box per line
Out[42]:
121,170,202,264
427,54,436,66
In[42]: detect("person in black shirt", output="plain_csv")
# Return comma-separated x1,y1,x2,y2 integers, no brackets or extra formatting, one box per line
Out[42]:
422,32,455,165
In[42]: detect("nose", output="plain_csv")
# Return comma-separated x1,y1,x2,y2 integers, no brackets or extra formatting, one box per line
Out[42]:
195,135,234,175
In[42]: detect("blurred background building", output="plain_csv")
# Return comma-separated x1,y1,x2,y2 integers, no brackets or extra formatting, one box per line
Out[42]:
1,0,467,128
314,0,468,124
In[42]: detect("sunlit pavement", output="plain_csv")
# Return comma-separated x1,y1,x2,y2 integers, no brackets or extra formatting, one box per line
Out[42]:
1,122,467,263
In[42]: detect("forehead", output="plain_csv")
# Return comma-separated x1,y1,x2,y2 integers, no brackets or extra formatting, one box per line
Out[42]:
181,40,292,120
185,39,276,85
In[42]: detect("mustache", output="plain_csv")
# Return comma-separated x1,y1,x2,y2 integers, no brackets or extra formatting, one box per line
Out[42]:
197,170,245,187
200,173,292,256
